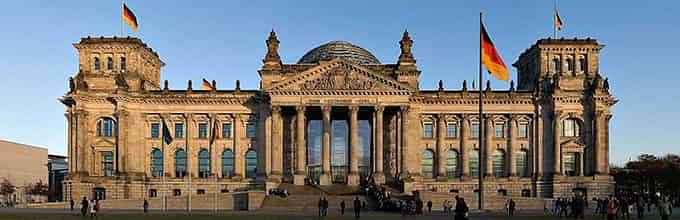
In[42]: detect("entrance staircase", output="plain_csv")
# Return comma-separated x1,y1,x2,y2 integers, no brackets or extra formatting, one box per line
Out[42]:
260,183,369,211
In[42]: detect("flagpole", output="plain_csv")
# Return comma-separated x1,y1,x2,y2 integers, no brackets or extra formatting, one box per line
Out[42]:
161,118,167,212
478,12,485,211
121,0,124,37
553,0,557,38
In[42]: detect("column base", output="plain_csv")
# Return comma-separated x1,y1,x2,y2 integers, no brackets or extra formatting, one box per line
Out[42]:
436,176,449,182
347,173,359,186
319,173,331,186
372,172,385,184
293,174,306,186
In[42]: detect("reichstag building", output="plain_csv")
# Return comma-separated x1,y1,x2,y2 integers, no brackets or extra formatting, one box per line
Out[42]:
60,31,616,202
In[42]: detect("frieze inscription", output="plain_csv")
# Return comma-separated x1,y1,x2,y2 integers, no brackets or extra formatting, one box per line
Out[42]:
302,67,375,90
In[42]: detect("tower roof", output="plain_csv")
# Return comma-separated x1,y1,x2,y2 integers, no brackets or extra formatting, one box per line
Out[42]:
297,41,380,64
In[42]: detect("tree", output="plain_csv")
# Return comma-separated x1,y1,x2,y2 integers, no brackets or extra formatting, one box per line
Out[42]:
27,180,49,196
0,178,16,204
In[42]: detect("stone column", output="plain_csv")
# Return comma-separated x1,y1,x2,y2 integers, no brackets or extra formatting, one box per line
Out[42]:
373,106,385,184
294,106,306,185
399,106,410,179
232,113,243,179
348,106,360,185
485,115,493,177
594,111,609,175
461,115,469,178
535,111,544,177
270,106,283,180
508,115,517,177
436,114,447,180
319,105,332,185
553,111,562,176
579,152,584,176
75,110,90,176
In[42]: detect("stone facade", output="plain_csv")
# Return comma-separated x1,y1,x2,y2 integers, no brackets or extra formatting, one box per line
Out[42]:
60,33,616,202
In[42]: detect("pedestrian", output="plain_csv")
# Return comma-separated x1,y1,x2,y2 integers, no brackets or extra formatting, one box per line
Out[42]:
94,199,100,217
353,196,361,219
69,199,74,211
427,200,432,213
636,199,645,219
454,196,469,220
89,199,96,217
443,200,449,215
80,197,88,217
340,200,346,215
508,198,516,217
658,197,671,220
143,199,149,213
322,197,329,216
318,197,323,217
607,195,618,220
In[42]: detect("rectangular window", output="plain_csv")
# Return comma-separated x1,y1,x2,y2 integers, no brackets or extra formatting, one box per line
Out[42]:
150,123,160,139
447,122,458,138
471,121,480,138
102,151,114,176
198,123,208,139
518,123,528,138
246,122,256,138
563,120,574,137
120,57,126,70
222,123,232,138
563,153,578,176
174,123,184,138
495,122,505,138
422,123,434,138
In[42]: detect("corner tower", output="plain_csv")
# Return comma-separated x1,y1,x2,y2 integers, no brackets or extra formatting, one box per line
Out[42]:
69,36,164,94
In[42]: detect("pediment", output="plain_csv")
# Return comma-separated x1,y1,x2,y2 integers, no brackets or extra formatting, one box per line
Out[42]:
93,138,115,147
560,138,585,149
268,59,412,95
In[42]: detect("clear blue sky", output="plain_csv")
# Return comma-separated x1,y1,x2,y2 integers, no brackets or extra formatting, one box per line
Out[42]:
0,0,677,165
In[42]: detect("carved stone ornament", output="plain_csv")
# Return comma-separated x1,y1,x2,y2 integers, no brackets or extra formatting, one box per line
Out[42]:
301,66,375,90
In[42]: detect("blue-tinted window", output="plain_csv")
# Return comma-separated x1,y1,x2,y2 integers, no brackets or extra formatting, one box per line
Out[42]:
446,150,458,178
423,123,434,138
151,149,163,177
222,123,232,138
421,149,434,179
97,118,115,137
246,122,256,138
470,149,479,177
198,149,210,178
518,123,528,138
221,149,234,178
102,151,114,176
245,150,257,178
198,123,208,139
471,121,480,138
492,150,506,177
174,123,184,138
151,123,160,139
447,122,458,138
175,149,187,178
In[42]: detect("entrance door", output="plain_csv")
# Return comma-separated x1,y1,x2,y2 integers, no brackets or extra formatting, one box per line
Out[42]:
331,120,348,183
93,187,106,200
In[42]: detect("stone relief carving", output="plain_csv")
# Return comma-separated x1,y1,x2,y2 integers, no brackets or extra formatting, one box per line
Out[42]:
302,66,375,90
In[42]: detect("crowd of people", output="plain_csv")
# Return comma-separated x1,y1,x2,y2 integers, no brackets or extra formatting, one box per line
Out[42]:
72,197,100,218
545,196,587,218
594,194,674,220
268,188,289,198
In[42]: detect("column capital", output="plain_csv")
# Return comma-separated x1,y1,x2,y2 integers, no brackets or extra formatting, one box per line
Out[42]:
400,105,410,113
322,105,332,113
437,113,447,121
374,105,385,113
271,105,281,114
349,105,360,113
295,105,306,112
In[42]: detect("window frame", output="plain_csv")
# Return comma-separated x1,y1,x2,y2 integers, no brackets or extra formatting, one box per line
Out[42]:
422,122,434,139
245,122,256,138
494,121,506,138
222,122,232,139
518,122,529,138
97,118,116,137
562,118,581,137
492,150,506,177
198,123,208,139
101,151,114,177
174,149,187,178
198,149,211,178
174,123,184,139
446,122,458,138
150,122,160,139
151,148,163,178
221,149,234,178
471,121,480,138
106,57,113,70
421,149,435,179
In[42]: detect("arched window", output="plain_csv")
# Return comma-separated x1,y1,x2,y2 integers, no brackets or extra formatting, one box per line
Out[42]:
562,118,581,137
107,57,113,70
470,149,480,177
120,56,126,70
94,57,101,71
446,150,459,178
492,150,506,177
552,58,561,73
221,149,234,178
198,149,210,178
174,149,187,178
516,150,529,177
579,57,587,73
151,148,163,177
96,118,115,137
566,58,574,72
245,150,257,178
421,149,435,179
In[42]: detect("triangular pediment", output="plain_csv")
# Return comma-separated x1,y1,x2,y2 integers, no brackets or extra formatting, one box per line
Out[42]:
560,138,585,149
268,59,412,95
93,138,115,147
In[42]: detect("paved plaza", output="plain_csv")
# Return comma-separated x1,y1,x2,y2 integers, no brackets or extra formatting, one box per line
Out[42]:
0,208,677,220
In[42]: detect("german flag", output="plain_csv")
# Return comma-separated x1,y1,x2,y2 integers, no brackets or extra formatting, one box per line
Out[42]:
481,22,509,81
202,78,214,90
555,10,563,31
122,4,138,32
